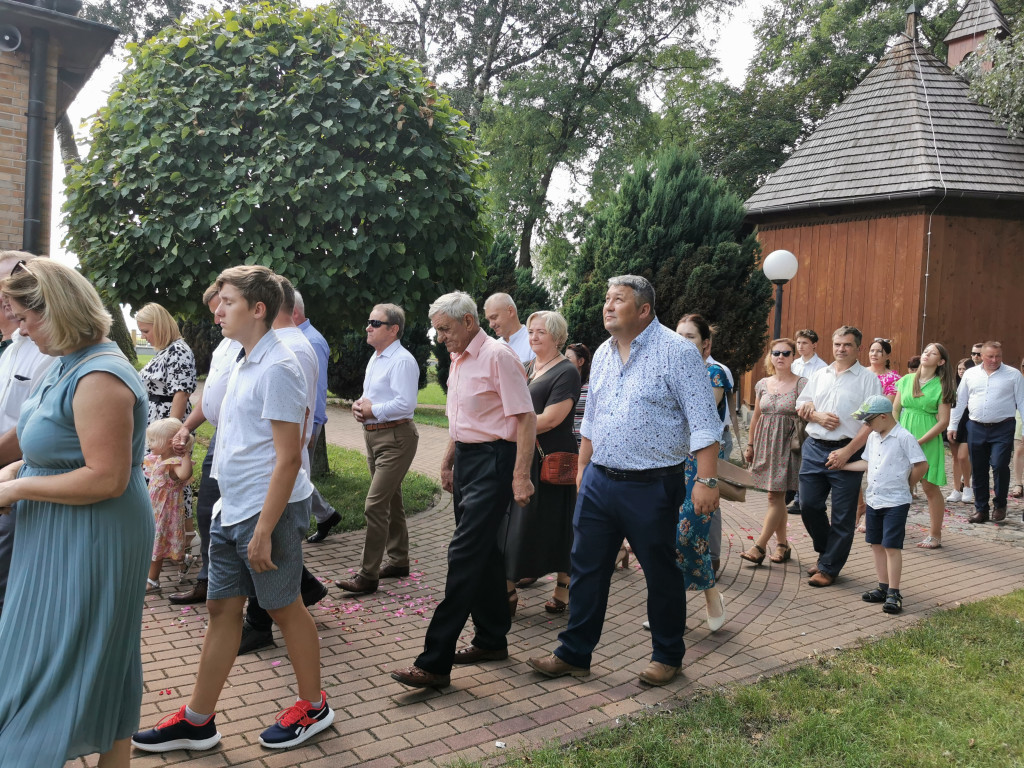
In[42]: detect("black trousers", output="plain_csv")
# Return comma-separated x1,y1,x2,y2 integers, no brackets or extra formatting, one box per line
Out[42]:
415,440,515,675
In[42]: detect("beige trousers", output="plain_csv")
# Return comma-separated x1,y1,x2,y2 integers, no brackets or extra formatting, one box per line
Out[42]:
359,420,419,579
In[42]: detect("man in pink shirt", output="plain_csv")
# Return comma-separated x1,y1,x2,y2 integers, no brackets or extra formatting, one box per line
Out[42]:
390,291,536,689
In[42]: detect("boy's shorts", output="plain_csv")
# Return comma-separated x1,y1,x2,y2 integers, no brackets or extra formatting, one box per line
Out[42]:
207,496,312,610
864,503,909,549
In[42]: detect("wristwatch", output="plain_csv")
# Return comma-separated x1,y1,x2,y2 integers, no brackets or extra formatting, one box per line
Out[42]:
694,476,718,488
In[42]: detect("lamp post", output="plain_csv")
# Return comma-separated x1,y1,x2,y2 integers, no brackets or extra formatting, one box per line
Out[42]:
762,249,799,340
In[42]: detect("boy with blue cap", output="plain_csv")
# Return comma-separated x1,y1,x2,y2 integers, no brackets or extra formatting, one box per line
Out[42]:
843,395,928,614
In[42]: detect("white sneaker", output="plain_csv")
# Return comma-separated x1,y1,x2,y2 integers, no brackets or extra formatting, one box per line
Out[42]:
961,487,975,504
642,620,650,630
946,489,962,503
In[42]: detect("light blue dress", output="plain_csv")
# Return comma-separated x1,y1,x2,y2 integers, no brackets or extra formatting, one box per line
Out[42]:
0,342,154,765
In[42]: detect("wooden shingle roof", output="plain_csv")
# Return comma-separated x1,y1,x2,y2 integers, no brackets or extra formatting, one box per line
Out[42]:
744,34,1024,217
943,0,1009,42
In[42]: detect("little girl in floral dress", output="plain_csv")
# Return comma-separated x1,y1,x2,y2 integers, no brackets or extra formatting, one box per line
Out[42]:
145,418,194,594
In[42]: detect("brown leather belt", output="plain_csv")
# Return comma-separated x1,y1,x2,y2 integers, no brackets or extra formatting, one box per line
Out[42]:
364,418,413,432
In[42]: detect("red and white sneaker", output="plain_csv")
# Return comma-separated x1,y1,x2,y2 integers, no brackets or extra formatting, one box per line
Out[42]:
258,692,335,749
131,705,221,752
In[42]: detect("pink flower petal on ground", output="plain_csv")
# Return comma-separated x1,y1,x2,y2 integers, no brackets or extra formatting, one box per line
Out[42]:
271,661,282,666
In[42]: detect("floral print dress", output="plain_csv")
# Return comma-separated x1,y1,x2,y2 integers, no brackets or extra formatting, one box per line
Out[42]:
144,453,188,562
676,363,729,591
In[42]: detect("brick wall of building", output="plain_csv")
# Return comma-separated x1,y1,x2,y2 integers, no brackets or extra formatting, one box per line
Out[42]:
0,30,59,256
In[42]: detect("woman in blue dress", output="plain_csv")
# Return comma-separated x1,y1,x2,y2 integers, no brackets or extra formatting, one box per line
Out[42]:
0,259,153,767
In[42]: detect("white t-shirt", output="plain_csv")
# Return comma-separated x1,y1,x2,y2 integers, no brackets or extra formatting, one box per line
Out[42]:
0,329,55,434
502,325,535,364
202,336,243,428
211,330,313,526
863,423,927,508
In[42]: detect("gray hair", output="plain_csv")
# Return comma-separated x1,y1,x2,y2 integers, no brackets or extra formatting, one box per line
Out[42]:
484,292,517,313
429,291,477,321
608,274,655,313
292,289,305,314
374,303,406,339
526,310,568,350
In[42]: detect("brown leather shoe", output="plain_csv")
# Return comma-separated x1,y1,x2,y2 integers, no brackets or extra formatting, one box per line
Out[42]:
638,661,681,686
453,645,509,664
390,665,450,689
806,565,819,577
808,571,834,587
968,508,990,524
379,564,410,579
168,579,207,605
527,653,590,678
992,505,1007,522
335,574,379,595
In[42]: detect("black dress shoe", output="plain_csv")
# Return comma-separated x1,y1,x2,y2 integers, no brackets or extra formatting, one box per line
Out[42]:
335,574,379,595
302,579,329,607
306,511,342,543
168,579,207,605
379,564,410,579
453,645,509,664
238,621,274,655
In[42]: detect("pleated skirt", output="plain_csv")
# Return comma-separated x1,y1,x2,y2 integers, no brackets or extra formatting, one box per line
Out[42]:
0,467,154,766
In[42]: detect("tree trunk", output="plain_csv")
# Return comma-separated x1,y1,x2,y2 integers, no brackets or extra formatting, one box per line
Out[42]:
55,111,137,364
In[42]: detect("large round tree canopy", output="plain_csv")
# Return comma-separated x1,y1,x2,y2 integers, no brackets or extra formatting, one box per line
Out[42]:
65,2,488,320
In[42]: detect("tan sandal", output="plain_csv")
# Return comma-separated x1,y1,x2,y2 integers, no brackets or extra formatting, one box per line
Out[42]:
769,543,792,563
545,581,570,614
739,543,766,565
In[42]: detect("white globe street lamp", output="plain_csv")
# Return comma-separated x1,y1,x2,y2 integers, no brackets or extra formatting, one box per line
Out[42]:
762,249,799,340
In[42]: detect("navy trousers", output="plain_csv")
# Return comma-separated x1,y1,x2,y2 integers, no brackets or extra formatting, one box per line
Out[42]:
799,437,865,578
415,440,515,675
967,418,1015,512
555,464,688,670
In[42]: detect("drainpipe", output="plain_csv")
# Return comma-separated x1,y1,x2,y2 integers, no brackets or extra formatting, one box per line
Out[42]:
23,25,49,253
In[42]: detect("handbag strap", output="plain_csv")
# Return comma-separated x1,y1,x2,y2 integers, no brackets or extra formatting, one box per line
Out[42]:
45,350,128,396
535,439,546,459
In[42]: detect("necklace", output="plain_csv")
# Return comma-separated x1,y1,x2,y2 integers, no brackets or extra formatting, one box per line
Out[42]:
917,371,937,385
532,353,562,377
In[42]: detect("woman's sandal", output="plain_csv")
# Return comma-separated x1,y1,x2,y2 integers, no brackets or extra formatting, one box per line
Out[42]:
615,546,630,570
739,543,766,565
1011,484,1024,499
916,536,942,549
769,543,792,563
508,589,518,617
544,581,570,614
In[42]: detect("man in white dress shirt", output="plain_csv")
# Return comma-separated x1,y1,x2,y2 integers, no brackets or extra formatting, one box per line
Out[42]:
948,341,1024,523
792,329,828,379
484,293,535,364
0,251,55,615
336,304,420,596
795,326,881,587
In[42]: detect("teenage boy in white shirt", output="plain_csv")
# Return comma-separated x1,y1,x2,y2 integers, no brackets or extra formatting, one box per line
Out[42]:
134,266,333,753
844,395,928,615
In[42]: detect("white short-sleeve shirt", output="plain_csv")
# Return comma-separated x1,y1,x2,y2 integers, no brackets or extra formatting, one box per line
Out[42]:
0,329,55,434
274,326,319,479
202,336,243,428
864,423,927,508
211,330,313,526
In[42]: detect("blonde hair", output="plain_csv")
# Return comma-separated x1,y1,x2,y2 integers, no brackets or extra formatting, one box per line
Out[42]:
146,417,191,453
134,303,181,350
764,338,797,376
526,310,568,350
0,259,111,354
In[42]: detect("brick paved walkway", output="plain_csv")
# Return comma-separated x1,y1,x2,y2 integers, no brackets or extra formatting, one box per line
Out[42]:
81,404,1024,768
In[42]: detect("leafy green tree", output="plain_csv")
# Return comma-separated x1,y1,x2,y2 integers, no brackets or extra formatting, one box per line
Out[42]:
327,325,433,400
564,147,771,376
964,31,1024,138
64,3,488,351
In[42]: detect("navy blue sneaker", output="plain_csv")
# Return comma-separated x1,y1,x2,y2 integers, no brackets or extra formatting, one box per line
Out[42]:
131,705,221,752
258,692,335,749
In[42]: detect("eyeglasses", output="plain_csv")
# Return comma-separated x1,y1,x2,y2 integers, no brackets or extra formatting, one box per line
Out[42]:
771,350,793,357
863,414,881,423
367,319,394,328
971,352,983,357
873,338,891,344
9,260,28,277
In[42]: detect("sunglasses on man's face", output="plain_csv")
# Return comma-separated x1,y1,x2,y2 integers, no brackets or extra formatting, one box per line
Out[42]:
367,319,394,328
771,350,793,357
972,352,982,357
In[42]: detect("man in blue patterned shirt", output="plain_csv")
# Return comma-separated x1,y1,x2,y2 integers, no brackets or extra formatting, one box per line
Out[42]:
529,275,721,687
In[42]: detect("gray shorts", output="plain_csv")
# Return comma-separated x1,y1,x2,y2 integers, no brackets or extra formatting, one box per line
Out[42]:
207,496,311,610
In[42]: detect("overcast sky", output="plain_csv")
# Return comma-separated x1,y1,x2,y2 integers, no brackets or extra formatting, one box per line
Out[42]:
49,0,770,327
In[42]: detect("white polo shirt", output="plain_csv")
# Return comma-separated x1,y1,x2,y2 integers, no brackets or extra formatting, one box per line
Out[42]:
202,336,243,428
0,329,55,433
863,423,927,508
211,330,313,526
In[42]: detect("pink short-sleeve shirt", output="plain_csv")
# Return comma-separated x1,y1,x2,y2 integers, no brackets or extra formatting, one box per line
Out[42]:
447,329,534,443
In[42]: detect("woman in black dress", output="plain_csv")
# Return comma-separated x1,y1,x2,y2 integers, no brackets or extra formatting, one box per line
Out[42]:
503,311,581,615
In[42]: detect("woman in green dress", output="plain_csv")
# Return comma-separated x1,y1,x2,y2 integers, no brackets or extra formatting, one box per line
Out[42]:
0,259,153,767
893,342,958,549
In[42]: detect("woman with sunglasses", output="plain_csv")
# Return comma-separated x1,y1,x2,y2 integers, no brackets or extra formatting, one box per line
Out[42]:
741,338,807,565
893,343,958,548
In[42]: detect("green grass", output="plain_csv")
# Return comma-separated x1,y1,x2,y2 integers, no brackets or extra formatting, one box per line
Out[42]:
414,406,448,429
472,591,1024,768
418,381,447,406
134,353,153,371
189,423,440,533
